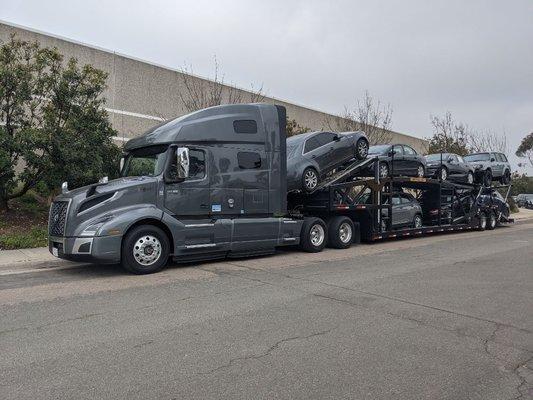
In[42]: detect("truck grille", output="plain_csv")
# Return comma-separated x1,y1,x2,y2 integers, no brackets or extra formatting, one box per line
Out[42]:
49,201,69,236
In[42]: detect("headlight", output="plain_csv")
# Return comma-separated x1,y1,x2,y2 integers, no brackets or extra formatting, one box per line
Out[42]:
81,216,114,236
474,164,483,169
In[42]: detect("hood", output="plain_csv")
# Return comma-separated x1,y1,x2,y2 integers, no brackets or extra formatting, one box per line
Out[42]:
59,176,157,199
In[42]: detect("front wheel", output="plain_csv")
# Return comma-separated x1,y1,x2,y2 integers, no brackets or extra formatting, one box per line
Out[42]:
486,211,497,230
413,214,423,228
417,164,425,178
121,225,170,274
439,167,448,181
379,162,390,178
354,138,369,160
501,170,511,185
327,216,355,249
299,217,327,252
302,167,319,193
483,170,492,187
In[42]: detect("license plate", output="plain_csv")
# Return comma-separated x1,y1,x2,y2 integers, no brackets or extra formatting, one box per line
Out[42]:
52,247,58,257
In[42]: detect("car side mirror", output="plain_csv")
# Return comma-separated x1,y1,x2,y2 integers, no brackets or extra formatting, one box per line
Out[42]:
176,147,190,179
490,158,495,162
447,157,454,163
388,150,396,157
333,134,340,142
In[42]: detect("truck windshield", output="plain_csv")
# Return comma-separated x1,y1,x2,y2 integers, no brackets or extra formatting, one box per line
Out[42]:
121,145,168,177
464,153,490,162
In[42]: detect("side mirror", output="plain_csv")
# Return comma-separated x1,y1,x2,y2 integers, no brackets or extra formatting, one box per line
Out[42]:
447,157,454,163
176,147,190,179
490,158,495,162
388,150,396,157
333,134,340,142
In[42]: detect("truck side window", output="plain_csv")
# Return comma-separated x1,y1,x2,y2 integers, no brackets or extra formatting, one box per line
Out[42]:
233,120,257,134
189,149,206,179
167,148,206,180
238,152,261,169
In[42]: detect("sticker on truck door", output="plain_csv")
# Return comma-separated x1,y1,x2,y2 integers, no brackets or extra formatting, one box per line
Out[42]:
211,204,221,212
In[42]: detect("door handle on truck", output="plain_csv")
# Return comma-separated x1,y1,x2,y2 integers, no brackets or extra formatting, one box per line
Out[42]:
200,204,208,209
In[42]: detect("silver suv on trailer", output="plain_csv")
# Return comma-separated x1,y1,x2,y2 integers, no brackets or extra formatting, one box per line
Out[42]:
463,152,511,186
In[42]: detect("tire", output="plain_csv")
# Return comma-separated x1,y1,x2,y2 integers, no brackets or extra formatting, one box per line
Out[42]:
327,216,354,249
379,162,390,178
466,171,474,185
380,218,389,232
486,211,497,230
483,170,492,187
501,170,511,185
439,167,448,181
302,167,319,193
412,214,423,229
299,217,327,252
354,138,369,160
476,212,488,231
121,225,170,274
417,164,425,178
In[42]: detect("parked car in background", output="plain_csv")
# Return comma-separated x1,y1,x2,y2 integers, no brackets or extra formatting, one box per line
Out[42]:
366,144,426,178
425,153,475,184
287,131,369,192
516,193,533,208
463,152,511,186
380,192,423,231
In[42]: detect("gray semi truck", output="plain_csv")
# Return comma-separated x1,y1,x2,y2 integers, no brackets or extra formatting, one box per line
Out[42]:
48,103,512,273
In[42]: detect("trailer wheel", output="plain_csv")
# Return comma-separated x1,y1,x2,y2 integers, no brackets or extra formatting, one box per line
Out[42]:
121,225,170,274
476,212,488,231
486,211,497,230
299,217,327,252
327,216,354,249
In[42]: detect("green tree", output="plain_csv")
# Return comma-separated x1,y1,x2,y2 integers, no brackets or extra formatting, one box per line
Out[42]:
0,35,120,210
286,117,310,137
516,132,533,167
427,112,469,155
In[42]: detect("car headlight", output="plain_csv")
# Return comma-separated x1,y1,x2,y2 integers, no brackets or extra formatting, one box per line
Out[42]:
474,164,483,169
81,216,114,236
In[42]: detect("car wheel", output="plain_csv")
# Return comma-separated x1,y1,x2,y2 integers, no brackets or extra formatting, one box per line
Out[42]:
483,170,492,187
501,170,511,185
466,171,474,184
413,214,423,228
486,211,497,230
354,138,369,160
327,216,354,249
439,167,448,181
299,217,327,252
302,167,319,192
417,164,425,177
476,212,487,231
379,162,390,178
121,225,170,274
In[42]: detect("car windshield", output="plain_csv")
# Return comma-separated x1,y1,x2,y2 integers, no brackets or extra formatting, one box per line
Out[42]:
426,153,450,161
121,145,168,177
368,145,390,155
464,153,490,162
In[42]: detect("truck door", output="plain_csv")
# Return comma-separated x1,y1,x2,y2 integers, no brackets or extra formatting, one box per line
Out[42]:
164,148,210,216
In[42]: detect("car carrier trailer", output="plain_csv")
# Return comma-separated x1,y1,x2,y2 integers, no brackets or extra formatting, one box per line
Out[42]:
47,103,513,274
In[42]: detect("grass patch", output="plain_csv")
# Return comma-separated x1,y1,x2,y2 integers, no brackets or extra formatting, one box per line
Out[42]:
0,227,48,250
0,192,49,250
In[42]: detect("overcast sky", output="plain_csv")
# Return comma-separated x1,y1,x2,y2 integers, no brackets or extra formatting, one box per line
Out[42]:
2,0,532,172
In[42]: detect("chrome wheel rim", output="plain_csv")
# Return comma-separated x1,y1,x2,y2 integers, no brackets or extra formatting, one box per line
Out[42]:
304,170,318,190
480,215,487,229
133,235,162,266
467,173,473,184
441,168,447,181
418,166,425,177
310,224,325,246
490,213,496,227
338,222,353,243
414,216,422,228
357,140,368,158
380,164,389,178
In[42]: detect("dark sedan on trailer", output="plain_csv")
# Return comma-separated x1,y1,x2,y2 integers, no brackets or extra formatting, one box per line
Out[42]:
286,131,369,192
366,144,426,178
425,153,475,184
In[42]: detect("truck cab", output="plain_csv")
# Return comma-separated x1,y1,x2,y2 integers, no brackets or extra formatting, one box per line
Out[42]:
48,104,303,273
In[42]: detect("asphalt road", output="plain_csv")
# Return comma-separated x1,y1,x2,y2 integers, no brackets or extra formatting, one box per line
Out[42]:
1,222,532,400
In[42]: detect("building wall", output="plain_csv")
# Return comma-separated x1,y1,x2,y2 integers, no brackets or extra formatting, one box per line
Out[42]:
0,20,428,152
